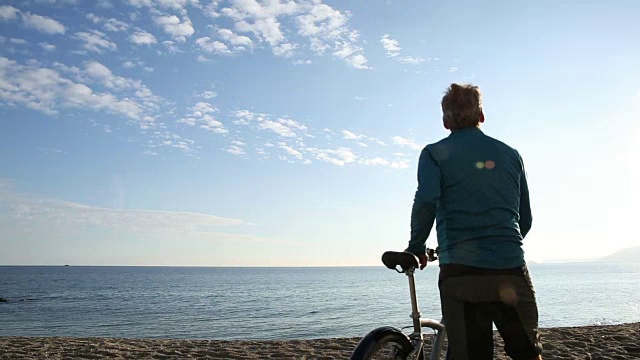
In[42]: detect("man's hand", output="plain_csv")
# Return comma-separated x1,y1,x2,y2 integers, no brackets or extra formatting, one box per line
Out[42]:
417,252,428,270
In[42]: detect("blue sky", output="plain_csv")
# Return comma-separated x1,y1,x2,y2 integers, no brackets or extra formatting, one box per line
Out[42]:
1,0,639,266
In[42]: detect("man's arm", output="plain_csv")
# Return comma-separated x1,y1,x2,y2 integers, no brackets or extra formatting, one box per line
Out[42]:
519,156,532,238
406,147,440,255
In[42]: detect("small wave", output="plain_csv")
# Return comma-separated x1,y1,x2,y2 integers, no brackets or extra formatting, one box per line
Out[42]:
0,297,39,303
591,318,619,326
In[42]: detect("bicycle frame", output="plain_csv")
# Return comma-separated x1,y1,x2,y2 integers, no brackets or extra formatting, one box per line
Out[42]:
350,250,447,360
405,267,446,360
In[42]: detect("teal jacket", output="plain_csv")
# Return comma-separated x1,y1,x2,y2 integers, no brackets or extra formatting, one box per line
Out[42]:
406,127,532,269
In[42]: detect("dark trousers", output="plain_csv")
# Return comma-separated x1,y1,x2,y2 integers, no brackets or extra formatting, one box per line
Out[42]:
439,264,543,360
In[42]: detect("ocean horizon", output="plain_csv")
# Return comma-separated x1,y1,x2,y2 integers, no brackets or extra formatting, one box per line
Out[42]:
1,262,638,340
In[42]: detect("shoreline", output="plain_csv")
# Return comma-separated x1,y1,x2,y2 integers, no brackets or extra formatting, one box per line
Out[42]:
1,322,639,359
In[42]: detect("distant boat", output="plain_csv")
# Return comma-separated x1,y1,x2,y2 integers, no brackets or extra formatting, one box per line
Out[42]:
64,265,70,267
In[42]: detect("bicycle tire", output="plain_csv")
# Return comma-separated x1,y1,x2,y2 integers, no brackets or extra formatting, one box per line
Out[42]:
350,327,414,360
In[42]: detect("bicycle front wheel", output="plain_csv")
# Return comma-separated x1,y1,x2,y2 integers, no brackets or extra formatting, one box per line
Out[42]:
350,328,414,360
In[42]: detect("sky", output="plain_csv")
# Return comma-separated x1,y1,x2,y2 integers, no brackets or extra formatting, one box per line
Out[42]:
1,0,639,266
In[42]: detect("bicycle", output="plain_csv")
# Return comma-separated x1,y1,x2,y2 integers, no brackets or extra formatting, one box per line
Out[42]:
350,248,447,360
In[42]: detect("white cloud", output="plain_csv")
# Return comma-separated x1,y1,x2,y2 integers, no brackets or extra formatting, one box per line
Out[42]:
333,41,369,69
1,7,66,35
97,0,114,8
204,0,221,18
191,101,216,115
363,157,389,166
309,37,329,54
345,54,369,69
104,18,130,32
21,12,66,34
9,38,28,45
273,42,297,58
179,101,228,134
259,120,297,137
129,29,157,45
73,30,117,53
342,130,364,140
0,189,243,234
218,28,253,49
225,145,245,155
126,0,199,16
0,5,19,21
232,109,262,125
361,157,409,169
233,16,287,47
196,36,231,54
369,137,387,146
86,13,102,23
122,60,152,70
381,34,401,57
292,59,312,65
0,57,163,123
197,55,210,62
297,3,348,39
296,3,367,68
198,28,255,56
34,0,78,3
82,61,161,107
217,0,368,68
39,42,56,51
197,90,217,99
391,136,423,151
381,34,429,66
214,107,417,168
162,40,182,53
308,146,357,166
399,56,427,64
153,15,194,42
153,132,198,154
355,96,367,100
449,67,459,72
340,130,389,148
278,143,303,160
38,147,67,155
390,160,410,169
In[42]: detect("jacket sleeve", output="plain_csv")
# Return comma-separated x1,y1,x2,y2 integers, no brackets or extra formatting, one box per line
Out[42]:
518,155,532,238
406,147,440,255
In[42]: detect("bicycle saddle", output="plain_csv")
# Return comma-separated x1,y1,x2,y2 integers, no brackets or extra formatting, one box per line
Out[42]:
381,251,419,271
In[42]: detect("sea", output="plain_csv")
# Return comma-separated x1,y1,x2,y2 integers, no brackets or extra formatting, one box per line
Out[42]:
1,263,638,340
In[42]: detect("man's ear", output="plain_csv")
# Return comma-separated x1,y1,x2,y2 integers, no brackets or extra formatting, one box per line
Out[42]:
443,118,450,130
479,111,485,124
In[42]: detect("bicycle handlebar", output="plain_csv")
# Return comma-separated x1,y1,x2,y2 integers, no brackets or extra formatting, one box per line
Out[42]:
426,248,438,262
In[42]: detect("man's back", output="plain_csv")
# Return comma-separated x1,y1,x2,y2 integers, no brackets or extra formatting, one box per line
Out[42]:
426,127,531,269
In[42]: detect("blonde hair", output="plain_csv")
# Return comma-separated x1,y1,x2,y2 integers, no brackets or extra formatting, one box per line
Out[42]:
441,83,483,131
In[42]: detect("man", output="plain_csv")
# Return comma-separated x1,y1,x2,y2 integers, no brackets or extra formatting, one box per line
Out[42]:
405,83,543,359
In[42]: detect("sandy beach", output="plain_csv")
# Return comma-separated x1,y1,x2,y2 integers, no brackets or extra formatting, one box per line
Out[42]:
1,322,638,359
